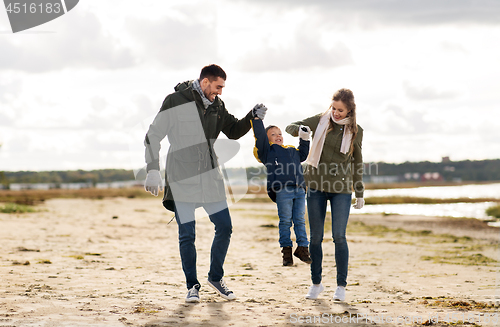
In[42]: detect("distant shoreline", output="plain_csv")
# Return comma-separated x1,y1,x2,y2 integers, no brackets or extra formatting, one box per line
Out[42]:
364,180,500,189
2,184,500,205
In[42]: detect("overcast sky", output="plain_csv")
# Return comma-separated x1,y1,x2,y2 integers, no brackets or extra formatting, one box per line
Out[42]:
1,0,499,172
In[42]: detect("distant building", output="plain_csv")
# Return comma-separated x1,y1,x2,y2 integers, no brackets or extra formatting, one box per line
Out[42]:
404,172,420,181
421,172,443,182
6,181,142,191
368,175,400,184
95,180,143,189
442,156,451,163
59,182,93,190
10,183,56,190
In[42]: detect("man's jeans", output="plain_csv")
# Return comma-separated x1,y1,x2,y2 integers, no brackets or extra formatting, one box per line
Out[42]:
175,201,232,289
275,185,309,248
307,188,351,287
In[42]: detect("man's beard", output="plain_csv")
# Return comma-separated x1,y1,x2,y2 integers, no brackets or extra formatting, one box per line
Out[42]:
204,91,214,102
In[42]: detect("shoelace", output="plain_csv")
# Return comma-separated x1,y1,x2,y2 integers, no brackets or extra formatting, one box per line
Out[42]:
188,285,199,297
219,279,231,293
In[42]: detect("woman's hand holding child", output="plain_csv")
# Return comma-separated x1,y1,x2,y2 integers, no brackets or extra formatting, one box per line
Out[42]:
299,125,311,140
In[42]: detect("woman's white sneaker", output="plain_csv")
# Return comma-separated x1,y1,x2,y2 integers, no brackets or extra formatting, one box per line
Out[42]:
333,286,345,301
305,283,324,299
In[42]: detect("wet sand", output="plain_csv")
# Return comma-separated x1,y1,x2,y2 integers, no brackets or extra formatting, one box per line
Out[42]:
1,198,498,326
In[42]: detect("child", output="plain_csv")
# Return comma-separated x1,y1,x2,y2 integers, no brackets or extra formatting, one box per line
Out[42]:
252,117,312,266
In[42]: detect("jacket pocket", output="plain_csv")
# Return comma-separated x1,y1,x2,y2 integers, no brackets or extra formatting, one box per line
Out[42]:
167,149,201,185
178,113,201,136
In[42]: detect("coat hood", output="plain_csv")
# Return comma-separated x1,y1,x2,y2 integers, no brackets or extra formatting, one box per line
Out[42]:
174,80,193,92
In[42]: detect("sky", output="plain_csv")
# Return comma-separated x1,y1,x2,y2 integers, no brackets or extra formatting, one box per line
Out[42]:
1,0,500,172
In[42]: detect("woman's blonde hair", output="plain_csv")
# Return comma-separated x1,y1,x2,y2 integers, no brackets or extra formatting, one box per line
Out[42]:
327,88,358,155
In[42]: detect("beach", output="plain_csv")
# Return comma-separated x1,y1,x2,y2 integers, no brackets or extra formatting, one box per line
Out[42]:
1,197,498,326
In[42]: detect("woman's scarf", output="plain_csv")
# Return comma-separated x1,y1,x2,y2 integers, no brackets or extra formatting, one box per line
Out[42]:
306,110,352,168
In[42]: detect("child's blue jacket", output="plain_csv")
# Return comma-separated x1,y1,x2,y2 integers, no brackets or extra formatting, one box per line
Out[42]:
252,119,310,202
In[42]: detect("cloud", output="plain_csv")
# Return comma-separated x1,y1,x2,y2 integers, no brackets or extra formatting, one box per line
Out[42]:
440,41,468,53
363,104,439,136
79,94,158,131
81,132,130,153
235,0,500,27
0,78,22,102
0,79,20,126
126,11,219,69
1,132,32,153
0,112,15,126
0,11,136,73
238,33,353,72
403,82,459,101
476,120,500,142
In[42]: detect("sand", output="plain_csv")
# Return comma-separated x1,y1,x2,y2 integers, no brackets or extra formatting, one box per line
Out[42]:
0,197,499,326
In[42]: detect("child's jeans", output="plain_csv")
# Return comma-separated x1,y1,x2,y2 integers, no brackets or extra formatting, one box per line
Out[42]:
275,185,309,248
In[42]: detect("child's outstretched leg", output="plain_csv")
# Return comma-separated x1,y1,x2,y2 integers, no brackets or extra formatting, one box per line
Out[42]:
276,187,294,266
281,246,293,266
291,187,312,264
294,246,312,264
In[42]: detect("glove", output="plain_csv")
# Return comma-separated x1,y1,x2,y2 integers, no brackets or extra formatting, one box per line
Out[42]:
144,169,163,196
252,103,267,120
352,197,364,209
298,125,311,141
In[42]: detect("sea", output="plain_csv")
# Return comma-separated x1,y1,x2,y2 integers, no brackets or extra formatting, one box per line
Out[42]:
355,183,500,226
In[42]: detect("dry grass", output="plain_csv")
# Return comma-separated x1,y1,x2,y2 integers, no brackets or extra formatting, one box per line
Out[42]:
486,204,500,218
246,184,267,194
0,203,37,213
0,187,152,205
2,182,498,207
421,298,497,311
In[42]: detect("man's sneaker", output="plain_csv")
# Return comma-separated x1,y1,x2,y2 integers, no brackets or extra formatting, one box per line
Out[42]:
293,246,312,264
305,283,324,299
207,279,236,300
185,284,200,303
333,286,346,301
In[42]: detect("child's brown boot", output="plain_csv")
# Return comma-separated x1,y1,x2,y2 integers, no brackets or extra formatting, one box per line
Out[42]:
281,247,293,266
294,246,312,264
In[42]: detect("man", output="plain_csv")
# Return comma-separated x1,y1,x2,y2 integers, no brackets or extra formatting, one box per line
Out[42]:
143,64,266,303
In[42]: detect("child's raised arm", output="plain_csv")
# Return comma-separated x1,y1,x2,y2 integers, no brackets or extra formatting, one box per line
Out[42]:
251,118,270,163
297,126,310,162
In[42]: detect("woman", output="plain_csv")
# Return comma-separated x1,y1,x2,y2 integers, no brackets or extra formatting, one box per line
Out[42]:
285,88,364,301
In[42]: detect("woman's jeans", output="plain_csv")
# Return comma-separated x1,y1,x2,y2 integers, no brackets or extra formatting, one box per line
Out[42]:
307,188,351,287
275,185,309,248
175,201,232,289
